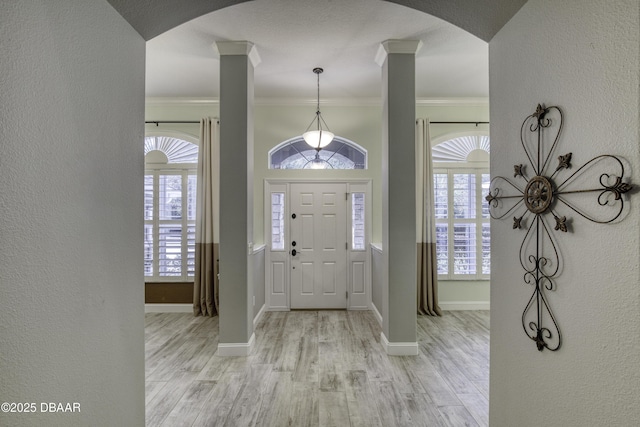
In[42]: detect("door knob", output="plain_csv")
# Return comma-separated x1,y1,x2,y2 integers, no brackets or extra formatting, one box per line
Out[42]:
291,241,296,247
291,249,297,256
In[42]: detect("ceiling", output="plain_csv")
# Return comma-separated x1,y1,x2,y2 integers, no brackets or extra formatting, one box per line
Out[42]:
142,0,503,101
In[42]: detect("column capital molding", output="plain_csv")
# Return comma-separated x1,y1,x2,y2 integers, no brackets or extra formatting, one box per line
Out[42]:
375,39,423,66
213,41,261,67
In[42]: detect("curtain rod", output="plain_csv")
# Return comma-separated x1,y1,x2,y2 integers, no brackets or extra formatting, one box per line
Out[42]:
429,121,489,126
145,120,200,126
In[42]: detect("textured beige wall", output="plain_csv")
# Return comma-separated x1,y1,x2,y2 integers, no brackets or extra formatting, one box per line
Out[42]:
489,0,640,425
0,1,145,425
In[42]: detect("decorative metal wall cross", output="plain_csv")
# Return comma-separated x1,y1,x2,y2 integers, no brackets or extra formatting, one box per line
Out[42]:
486,104,634,352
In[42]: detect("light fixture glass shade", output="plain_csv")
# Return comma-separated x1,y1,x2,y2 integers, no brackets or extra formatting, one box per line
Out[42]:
303,129,334,149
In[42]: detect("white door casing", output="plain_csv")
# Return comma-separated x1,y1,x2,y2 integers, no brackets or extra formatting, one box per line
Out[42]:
290,183,347,309
265,180,371,311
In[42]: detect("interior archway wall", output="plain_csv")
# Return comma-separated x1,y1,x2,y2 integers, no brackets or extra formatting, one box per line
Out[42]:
106,0,528,41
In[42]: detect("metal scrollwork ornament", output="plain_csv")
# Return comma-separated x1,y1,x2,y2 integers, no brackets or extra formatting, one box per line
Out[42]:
486,104,634,352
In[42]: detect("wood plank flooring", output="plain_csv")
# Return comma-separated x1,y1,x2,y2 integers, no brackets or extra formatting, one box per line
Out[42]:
145,310,489,427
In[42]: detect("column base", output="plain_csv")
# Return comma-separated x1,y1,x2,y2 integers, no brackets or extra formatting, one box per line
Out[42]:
380,332,418,356
217,332,255,356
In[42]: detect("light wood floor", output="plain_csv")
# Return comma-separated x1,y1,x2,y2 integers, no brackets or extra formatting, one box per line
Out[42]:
145,310,489,427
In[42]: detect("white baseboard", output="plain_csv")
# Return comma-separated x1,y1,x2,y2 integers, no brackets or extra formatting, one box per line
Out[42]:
253,304,266,328
380,332,418,356
439,301,490,311
145,303,192,313
217,333,255,357
370,303,383,327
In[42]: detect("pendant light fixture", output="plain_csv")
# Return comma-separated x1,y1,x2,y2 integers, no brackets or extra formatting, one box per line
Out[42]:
303,67,334,151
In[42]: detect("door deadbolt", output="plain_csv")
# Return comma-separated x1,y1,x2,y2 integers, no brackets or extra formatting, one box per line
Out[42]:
291,241,296,247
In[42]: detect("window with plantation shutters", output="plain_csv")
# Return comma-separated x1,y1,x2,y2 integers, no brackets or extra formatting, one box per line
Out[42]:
432,135,490,280
144,136,198,282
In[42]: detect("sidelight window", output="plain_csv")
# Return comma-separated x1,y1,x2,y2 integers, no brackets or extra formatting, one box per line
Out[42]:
351,193,366,250
270,192,285,251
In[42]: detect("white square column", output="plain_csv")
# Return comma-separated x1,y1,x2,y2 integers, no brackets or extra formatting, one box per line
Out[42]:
376,40,422,356
215,41,260,356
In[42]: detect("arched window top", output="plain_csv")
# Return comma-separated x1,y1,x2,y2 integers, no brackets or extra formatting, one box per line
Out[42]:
432,135,490,163
269,136,367,170
144,135,198,164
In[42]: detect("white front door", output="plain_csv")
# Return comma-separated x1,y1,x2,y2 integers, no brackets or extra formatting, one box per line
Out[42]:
290,183,347,309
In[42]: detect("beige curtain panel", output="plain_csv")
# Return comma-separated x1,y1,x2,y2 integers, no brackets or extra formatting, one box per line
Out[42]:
416,118,443,316
194,117,220,317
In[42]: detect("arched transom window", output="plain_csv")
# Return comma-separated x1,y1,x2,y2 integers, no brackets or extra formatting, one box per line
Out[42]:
432,135,490,163
144,135,199,164
269,136,367,169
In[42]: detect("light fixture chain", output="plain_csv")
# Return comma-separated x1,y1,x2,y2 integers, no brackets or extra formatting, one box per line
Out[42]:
317,69,320,114
303,67,334,151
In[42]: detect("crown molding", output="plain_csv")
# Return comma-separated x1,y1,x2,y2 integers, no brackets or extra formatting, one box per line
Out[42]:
144,97,382,107
145,97,219,107
255,97,382,107
145,96,489,108
416,97,489,107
